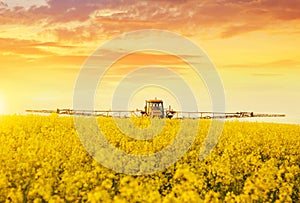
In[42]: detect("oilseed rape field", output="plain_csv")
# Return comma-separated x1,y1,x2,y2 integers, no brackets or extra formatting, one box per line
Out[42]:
0,114,299,202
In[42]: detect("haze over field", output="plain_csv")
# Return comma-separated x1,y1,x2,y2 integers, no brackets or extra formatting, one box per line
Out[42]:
0,0,299,124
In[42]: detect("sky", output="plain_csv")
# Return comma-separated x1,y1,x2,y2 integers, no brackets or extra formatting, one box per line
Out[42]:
0,0,299,124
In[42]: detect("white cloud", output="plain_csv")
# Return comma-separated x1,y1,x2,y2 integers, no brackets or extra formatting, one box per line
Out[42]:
2,0,48,9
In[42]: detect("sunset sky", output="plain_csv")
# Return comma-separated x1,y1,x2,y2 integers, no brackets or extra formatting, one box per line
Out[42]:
0,0,299,123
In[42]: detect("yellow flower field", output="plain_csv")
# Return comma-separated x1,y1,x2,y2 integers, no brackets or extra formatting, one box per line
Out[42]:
0,115,299,202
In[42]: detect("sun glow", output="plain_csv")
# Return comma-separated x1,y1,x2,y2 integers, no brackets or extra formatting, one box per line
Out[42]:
0,96,4,114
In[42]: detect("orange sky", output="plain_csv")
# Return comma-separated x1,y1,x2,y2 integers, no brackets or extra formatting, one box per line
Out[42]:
0,0,299,123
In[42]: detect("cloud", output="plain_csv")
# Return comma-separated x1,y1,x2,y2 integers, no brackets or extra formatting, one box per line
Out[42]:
252,73,284,77
220,24,265,38
263,59,300,68
47,24,104,43
0,1,7,7
0,38,53,56
31,42,76,48
1,0,300,42
0,37,81,56
222,59,300,69
29,0,96,23
1,0,47,9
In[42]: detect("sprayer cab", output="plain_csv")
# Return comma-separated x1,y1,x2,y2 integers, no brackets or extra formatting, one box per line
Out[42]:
142,98,165,118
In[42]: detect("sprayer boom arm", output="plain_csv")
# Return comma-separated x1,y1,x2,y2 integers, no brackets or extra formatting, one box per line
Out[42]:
26,109,285,119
